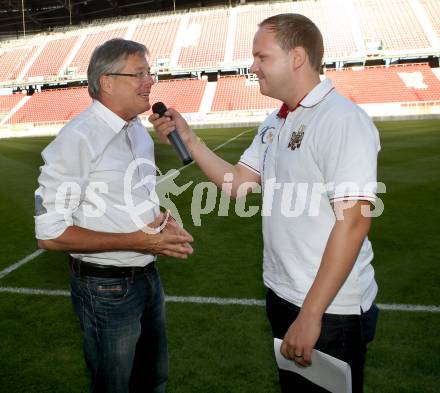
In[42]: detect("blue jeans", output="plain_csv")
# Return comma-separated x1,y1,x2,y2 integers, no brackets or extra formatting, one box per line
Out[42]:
266,289,379,393
69,265,168,393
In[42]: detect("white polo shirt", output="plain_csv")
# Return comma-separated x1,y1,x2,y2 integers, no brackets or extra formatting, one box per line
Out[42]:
239,78,381,315
35,100,159,267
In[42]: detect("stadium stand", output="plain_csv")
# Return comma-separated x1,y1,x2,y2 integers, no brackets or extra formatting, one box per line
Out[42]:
294,0,359,59
3,63,440,126
0,94,25,114
325,63,440,104
149,79,207,113
69,28,128,76
1,0,440,130
4,79,206,125
353,0,431,51
25,36,80,80
0,46,38,82
132,15,181,68
233,2,292,62
7,87,91,124
177,9,229,68
211,75,280,111
421,0,440,42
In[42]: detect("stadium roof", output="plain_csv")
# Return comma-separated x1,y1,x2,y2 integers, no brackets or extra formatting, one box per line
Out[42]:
0,0,262,40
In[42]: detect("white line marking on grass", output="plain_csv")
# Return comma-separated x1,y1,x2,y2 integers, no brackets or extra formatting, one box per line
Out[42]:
166,295,265,306
0,286,69,296
0,287,438,313
0,249,45,279
376,303,440,313
211,128,256,152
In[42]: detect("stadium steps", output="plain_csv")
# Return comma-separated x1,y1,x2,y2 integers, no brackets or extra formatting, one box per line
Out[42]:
124,17,140,40
169,13,190,68
177,9,229,68
59,33,88,78
0,95,30,126
346,1,367,55
223,7,237,64
421,0,440,43
69,27,128,77
16,44,45,83
132,14,181,68
408,0,440,48
199,81,217,114
353,0,431,51
25,36,80,81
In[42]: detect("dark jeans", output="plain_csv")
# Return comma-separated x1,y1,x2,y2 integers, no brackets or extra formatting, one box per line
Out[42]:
69,266,168,393
266,289,379,393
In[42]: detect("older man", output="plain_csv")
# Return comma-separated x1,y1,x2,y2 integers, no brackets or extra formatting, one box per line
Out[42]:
35,38,193,393
150,14,380,393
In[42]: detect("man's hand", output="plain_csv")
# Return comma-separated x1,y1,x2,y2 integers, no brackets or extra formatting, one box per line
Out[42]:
149,108,198,152
280,311,322,366
37,212,193,256
134,212,194,259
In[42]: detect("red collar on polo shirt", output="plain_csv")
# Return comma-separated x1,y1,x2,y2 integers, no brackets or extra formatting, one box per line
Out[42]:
276,94,307,119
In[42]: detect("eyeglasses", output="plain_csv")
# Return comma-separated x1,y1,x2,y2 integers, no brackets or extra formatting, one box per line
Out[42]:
105,71,157,81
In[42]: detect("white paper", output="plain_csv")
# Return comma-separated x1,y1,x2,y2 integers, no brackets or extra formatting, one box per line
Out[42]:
274,338,352,393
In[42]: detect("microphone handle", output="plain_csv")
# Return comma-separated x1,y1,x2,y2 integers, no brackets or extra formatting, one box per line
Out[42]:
168,130,193,165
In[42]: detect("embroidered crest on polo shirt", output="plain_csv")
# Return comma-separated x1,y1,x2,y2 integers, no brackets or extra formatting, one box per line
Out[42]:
259,126,275,144
287,125,306,150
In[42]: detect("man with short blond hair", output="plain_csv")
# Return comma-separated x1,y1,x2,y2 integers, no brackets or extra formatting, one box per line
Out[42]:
150,14,379,392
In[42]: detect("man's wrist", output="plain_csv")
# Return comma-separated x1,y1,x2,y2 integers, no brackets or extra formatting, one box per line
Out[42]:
299,301,325,321
188,135,205,155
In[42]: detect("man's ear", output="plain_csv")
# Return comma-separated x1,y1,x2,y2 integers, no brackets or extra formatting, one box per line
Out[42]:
99,74,113,95
291,46,307,70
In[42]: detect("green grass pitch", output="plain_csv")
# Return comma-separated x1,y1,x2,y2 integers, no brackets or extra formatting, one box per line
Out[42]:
0,119,439,392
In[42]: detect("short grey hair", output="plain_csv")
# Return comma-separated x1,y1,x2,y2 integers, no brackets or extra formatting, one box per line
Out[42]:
87,38,148,100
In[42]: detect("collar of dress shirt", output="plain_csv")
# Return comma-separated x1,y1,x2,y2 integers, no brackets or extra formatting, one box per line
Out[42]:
92,99,131,133
277,78,335,118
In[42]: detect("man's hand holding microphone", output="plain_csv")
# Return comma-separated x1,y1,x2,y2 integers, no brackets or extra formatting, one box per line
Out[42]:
149,103,201,163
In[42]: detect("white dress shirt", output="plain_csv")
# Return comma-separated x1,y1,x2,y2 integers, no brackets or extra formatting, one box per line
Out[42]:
35,100,159,267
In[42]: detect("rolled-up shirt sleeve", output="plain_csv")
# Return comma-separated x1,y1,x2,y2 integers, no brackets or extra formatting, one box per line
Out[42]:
35,129,93,240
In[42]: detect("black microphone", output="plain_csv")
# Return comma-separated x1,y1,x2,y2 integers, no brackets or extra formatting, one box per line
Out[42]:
152,102,193,165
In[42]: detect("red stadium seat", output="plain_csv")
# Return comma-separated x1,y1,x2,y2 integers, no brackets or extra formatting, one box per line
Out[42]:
353,0,430,51
178,10,229,68
0,46,38,82
7,87,91,124
421,0,440,43
25,36,79,80
132,15,181,67
211,75,280,111
0,94,26,114
148,79,207,114
69,28,128,76
325,64,440,104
